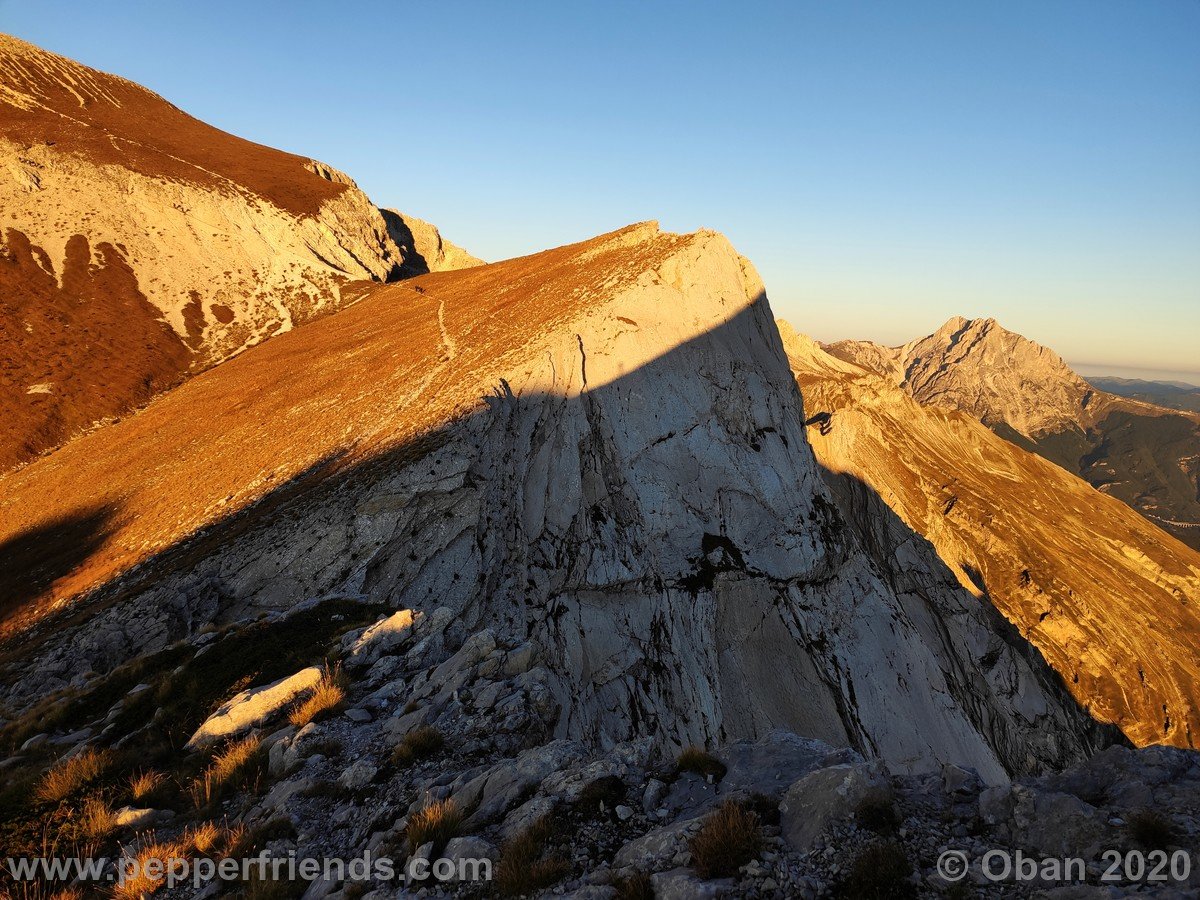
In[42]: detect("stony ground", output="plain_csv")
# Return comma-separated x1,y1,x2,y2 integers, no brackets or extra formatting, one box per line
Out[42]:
3,602,1197,899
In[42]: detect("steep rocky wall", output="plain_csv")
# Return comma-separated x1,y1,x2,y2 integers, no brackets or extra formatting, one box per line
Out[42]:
0,225,1115,781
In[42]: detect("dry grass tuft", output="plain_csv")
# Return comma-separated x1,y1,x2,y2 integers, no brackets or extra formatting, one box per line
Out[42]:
128,770,166,803
34,748,114,803
675,746,727,781
79,796,117,839
495,816,571,896
856,789,900,835
406,797,463,854
689,798,763,879
242,869,307,900
189,734,263,808
184,820,245,857
835,839,914,899
111,838,190,899
288,664,348,729
391,725,445,767
9,887,86,900
613,869,655,900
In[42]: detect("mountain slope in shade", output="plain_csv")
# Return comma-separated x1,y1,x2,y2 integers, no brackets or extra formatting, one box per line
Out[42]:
827,317,1200,551
783,321,1200,748
0,34,478,471
0,224,1116,780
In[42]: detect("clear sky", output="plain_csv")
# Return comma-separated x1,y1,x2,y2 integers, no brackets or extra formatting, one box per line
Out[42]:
4,1,1198,378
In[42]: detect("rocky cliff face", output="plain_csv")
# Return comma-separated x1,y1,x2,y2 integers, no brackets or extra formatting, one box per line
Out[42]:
0,224,1117,783
827,317,1200,550
382,209,484,276
783,322,1200,749
0,34,476,471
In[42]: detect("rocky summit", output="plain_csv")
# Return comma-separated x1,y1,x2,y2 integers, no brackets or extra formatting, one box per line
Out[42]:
827,317,1200,551
0,33,1197,900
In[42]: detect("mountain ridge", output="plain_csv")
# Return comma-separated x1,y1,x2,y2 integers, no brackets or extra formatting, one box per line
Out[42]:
0,222,1118,781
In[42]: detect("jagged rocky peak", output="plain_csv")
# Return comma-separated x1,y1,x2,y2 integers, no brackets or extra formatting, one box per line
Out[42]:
1,223,1116,785
827,316,1093,439
0,33,476,470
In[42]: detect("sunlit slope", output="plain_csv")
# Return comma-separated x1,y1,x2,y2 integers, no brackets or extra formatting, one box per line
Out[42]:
784,322,1200,748
0,223,702,634
0,34,474,470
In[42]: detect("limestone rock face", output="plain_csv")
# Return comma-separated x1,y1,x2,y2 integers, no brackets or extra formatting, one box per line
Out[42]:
782,321,1200,748
0,34,473,469
0,223,1117,781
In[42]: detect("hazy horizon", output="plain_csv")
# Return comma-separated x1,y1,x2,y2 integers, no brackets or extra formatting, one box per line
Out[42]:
3,0,1196,373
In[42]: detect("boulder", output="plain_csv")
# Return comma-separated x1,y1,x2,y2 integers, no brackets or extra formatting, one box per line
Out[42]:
613,815,704,870
779,761,892,852
1009,786,1110,859
185,667,322,750
111,806,166,829
339,760,378,791
652,867,732,898
453,740,585,826
344,610,419,668
719,730,841,800
438,835,497,882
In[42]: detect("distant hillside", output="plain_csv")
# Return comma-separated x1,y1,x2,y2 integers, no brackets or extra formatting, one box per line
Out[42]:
1088,376,1200,413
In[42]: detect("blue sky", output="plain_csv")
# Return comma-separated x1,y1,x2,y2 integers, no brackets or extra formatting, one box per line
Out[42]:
4,1,1198,379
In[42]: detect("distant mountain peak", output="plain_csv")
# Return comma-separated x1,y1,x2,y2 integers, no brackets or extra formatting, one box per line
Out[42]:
829,316,1091,439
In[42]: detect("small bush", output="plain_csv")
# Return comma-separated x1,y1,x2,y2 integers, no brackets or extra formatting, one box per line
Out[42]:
1128,809,1176,849
741,791,782,827
392,726,445,767
34,748,113,803
241,869,307,900
688,799,762,879
190,734,263,808
495,817,570,897
288,664,348,729
406,798,463,854
129,770,167,803
675,746,726,782
835,839,915,900
856,789,900,834
575,775,627,813
613,869,655,900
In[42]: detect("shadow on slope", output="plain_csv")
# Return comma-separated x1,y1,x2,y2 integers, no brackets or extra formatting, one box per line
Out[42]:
0,504,116,625
816,462,1126,762
0,295,1123,775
